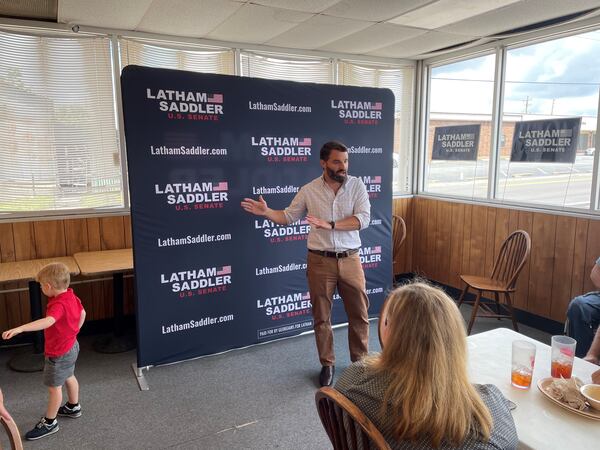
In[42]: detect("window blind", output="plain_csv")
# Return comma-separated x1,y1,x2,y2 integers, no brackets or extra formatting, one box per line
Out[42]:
119,38,235,75
0,29,122,215
241,51,333,84
339,61,415,194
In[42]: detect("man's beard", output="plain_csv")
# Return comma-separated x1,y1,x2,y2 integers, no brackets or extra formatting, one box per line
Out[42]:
327,167,347,183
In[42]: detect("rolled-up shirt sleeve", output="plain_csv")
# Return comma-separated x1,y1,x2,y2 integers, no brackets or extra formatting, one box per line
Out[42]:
284,188,307,224
353,181,370,230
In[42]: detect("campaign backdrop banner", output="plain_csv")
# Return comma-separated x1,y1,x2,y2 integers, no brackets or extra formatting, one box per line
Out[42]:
120,66,394,367
510,117,581,163
432,124,480,161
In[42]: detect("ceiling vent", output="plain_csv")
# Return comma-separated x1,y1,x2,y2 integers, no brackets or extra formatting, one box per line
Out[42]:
0,0,58,22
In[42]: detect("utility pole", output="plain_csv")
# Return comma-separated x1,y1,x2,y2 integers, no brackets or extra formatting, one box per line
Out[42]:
550,99,555,115
523,96,530,113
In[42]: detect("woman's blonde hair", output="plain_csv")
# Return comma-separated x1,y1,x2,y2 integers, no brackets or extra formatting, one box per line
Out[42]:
36,262,70,290
368,281,492,448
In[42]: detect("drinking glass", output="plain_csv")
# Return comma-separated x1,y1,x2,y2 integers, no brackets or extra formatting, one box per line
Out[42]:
550,335,576,379
511,340,536,389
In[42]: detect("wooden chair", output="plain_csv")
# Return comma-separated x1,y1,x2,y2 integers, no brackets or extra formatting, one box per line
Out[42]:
0,417,24,450
457,230,531,335
377,295,391,349
392,215,406,277
315,386,391,450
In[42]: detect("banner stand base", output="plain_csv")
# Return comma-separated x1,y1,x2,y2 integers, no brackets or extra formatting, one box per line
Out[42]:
132,363,151,391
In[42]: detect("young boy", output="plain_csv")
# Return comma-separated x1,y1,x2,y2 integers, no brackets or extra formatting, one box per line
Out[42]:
2,262,86,440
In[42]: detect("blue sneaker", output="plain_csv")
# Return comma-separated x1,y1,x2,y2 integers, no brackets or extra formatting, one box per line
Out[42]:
25,417,59,440
58,403,82,418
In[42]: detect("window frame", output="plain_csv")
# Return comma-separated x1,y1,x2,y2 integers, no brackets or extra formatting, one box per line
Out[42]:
0,25,128,221
419,19,600,216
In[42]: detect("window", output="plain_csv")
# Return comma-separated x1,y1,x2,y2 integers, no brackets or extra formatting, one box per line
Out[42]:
338,61,415,195
119,38,235,75
424,54,496,199
0,29,121,215
498,30,600,209
241,51,333,84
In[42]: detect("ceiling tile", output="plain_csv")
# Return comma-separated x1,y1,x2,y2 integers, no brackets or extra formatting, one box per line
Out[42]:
322,0,431,22
440,0,600,37
58,0,153,29
388,0,521,30
137,0,243,38
320,23,427,54
207,3,313,44
250,0,339,13
368,30,478,58
266,14,372,50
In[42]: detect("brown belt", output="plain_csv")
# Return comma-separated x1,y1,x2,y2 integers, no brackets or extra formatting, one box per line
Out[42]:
308,248,359,259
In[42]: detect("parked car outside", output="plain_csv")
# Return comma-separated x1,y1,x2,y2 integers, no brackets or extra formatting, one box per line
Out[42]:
585,147,595,156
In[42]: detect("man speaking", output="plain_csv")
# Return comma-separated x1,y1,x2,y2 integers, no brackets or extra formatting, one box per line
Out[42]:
241,141,370,386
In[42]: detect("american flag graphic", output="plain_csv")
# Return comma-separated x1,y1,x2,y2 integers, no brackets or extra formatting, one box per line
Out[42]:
299,137,312,146
217,266,231,275
208,93,223,103
559,129,572,137
372,176,381,183
300,219,309,225
371,102,382,110
213,181,228,191
302,292,311,300
372,246,382,253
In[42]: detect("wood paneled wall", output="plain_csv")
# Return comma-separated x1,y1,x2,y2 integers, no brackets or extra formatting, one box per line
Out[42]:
0,216,133,330
2,198,598,329
393,197,600,323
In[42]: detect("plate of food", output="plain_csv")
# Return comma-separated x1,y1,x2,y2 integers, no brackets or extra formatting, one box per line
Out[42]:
537,377,600,420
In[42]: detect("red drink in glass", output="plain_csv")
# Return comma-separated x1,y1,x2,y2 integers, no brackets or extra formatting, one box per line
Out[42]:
551,360,573,379
511,368,533,389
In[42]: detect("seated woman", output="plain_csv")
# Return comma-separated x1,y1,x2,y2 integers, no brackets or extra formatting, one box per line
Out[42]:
335,281,518,450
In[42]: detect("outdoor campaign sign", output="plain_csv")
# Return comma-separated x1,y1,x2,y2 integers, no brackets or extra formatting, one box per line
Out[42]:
120,66,394,368
510,117,581,163
432,124,480,160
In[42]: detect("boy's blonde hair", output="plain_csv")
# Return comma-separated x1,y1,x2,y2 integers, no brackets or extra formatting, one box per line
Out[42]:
36,262,70,290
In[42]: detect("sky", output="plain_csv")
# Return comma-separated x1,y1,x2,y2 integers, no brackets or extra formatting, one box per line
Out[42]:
430,29,600,118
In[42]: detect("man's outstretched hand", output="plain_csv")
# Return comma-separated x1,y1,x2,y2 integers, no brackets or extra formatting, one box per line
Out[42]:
241,195,268,216
306,215,332,229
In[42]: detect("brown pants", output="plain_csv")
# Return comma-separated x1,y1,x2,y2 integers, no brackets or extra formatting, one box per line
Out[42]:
306,251,370,366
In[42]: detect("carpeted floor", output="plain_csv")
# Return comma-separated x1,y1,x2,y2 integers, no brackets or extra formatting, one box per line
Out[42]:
0,304,550,449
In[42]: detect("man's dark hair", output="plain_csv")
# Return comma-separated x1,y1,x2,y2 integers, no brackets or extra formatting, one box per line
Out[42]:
320,141,348,161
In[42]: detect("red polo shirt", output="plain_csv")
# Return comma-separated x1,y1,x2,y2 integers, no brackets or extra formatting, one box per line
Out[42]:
44,288,84,357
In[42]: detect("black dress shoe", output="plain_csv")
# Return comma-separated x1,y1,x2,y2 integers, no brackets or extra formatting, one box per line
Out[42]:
319,365,335,387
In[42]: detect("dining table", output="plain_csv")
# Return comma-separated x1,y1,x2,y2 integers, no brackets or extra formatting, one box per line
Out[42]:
73,249,135,353
468,327,600,449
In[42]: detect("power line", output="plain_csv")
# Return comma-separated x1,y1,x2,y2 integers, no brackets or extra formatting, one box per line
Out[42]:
431,77,600,86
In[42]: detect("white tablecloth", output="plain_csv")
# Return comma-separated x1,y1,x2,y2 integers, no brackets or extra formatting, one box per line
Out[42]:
468,328,600,450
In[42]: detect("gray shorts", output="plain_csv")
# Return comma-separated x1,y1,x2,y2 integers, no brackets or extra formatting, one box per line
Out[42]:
43,340,79,387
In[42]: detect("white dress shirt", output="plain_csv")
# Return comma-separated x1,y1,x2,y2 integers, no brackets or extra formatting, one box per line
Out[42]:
283,175,370,252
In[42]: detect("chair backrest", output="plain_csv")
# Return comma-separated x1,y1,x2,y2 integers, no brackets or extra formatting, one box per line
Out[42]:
315,387,391,450
0,417,24,450
490,230,531,290
377,295,391,349
392,215,406,267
